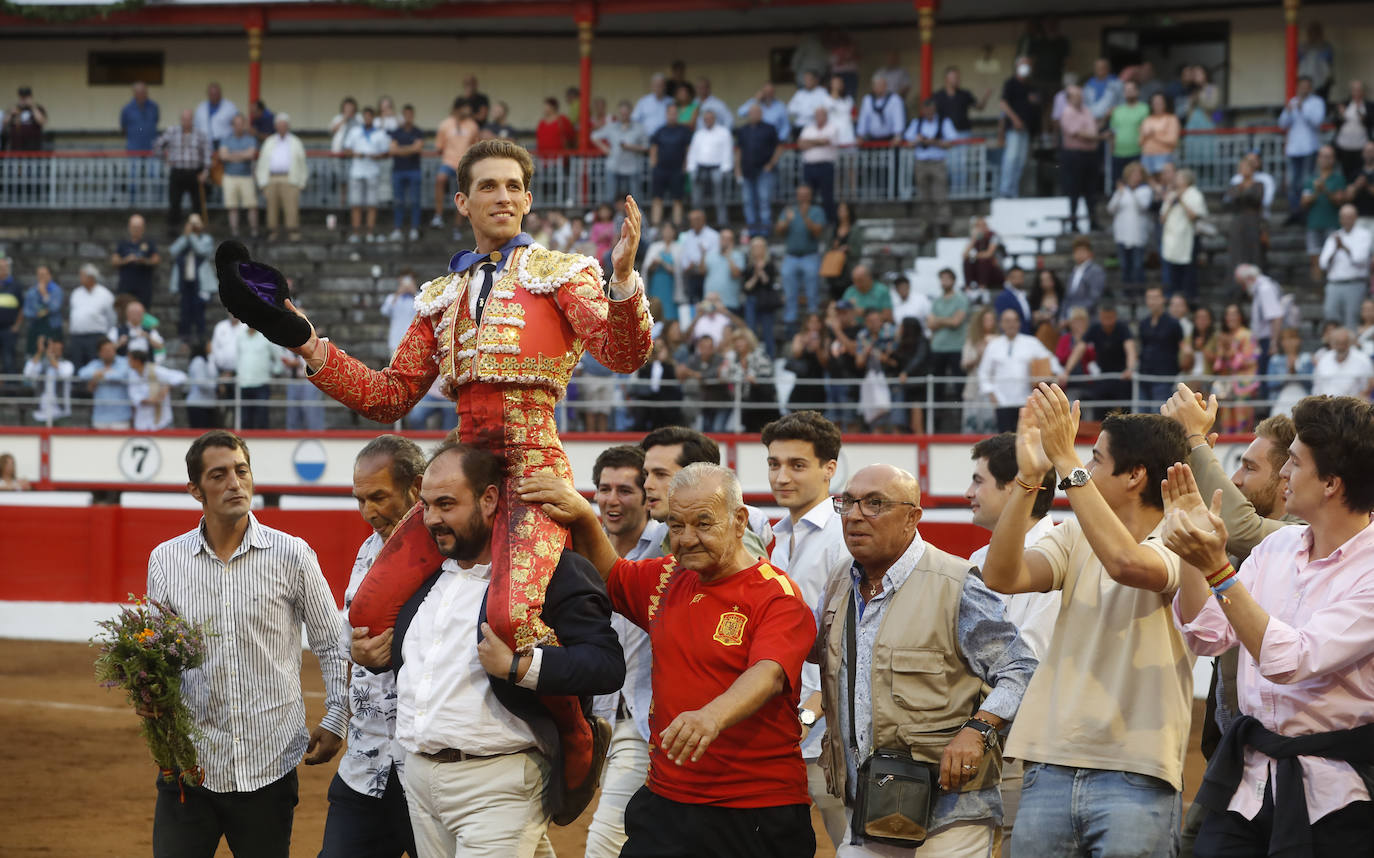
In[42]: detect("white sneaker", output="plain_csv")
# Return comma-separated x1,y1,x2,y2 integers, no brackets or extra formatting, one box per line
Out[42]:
347,233,361,244
408,228,420,241
429,215,443,228
365,233,377,243
388,229,404,242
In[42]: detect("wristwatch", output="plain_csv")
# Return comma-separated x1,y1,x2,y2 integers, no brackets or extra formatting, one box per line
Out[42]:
962,717,1000,752
1057,467,1090,491
798,707,818,728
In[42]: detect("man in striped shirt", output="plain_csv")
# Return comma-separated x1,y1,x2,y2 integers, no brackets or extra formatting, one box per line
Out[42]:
146,430,349,858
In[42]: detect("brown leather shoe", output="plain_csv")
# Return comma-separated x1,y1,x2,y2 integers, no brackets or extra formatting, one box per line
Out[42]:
552,715,613,826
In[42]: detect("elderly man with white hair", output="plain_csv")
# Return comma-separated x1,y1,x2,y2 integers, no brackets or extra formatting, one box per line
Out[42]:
66,263,117,369
255,113,308,242
1319,203,1373,330
1234,263,1286,365
519,462,819,858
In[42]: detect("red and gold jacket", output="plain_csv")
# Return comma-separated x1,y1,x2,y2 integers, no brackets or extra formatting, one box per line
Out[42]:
307,244,653,421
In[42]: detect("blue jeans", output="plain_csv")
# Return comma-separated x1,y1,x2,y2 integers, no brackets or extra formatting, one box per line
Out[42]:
999,129,1030,198
392,169,422,230
1117,244,1145,285
407,393,458,431
744,296,777,358
1286,153,1315,218
780,253,821,332
740,170,776,235
1012,763,1180,858
1161,260,1197,301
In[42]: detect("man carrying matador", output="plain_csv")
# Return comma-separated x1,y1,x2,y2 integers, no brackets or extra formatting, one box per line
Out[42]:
215,138,654,822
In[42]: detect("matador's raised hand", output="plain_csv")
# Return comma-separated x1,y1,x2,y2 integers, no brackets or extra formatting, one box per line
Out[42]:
610,195,643,284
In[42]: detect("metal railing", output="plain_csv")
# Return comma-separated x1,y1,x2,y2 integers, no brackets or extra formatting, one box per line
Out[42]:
0,370,1323,436
1099,126,1294,194
0,140,998,211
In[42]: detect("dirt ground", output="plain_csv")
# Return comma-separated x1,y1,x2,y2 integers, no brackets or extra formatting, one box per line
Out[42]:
1,638,1207,857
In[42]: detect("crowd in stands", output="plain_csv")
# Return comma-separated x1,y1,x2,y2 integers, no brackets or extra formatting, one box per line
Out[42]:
3,20,1374,436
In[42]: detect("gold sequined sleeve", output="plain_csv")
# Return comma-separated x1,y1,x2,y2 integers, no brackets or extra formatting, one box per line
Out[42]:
556,268,653,374
306,314,441,423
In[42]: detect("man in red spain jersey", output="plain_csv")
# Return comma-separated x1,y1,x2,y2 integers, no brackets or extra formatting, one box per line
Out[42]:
520,462,817,858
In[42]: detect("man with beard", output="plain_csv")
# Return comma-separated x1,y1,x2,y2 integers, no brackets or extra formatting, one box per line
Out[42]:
351,442,623,858
1159,383,1302,857
584,444,666,858
320,435,425,858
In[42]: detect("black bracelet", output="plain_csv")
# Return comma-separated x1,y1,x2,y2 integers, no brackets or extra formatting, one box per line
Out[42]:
508,653,523,684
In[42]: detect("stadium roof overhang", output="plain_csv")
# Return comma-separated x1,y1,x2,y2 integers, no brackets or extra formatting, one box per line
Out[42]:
0,0,1309,34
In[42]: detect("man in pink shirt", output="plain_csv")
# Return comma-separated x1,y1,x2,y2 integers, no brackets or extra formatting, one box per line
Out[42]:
1058,85,1102,233
431,97,479,237
1166,394,1374,855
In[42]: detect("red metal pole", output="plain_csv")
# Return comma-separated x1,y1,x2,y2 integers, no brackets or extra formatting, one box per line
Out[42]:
1284,0,1299,101
575,4,596,152
247,8,265,105
916,0,937,102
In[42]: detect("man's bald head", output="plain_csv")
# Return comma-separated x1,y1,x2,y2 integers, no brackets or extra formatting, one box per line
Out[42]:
840,465,922,574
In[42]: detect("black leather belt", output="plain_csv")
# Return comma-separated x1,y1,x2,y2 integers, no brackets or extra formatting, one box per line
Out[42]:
420,748,501,763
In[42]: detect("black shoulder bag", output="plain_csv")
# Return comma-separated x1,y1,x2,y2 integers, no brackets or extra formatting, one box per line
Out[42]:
847,595,937,847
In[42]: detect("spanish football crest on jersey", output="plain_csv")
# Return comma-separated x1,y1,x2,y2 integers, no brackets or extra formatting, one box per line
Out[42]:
712,606,748,646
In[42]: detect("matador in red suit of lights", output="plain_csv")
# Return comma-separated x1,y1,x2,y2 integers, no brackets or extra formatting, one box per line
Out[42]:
284,141,652,811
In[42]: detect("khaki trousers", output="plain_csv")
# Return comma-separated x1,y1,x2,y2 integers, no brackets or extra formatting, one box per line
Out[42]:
264,176,301,238
402,749,555,858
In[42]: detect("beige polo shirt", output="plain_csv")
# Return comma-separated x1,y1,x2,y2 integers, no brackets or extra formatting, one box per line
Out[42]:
1005,516,1195,791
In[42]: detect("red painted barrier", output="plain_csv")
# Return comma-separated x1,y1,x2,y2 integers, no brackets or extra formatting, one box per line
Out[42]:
2,506,988,605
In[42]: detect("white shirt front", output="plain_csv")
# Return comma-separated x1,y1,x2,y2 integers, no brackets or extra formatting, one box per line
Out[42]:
1319,227,1373,282
395,560,544,756
380,292,416,354
1108,184,1154,247
686,124,734,171
772,499,850,759
210,318,241,373
1312,348,1374,398
692,310,731,346
798,122,839,164
968,515,1061,660
1248,275,1285,341
268,134,294,174
129,363,187,431
344,124,389,180
678,225,720,270
68,283,117,335
787,85,832,130
1161,186,1208,265
892,290,932,327
977,333,1061,406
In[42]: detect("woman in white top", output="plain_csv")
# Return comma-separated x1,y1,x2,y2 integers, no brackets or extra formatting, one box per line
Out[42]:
1334,80,1371,181
1159,168,1208,301
1107,161,1153,288
826,74,857,200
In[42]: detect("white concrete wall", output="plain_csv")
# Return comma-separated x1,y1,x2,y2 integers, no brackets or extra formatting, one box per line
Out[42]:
5,3,1371,135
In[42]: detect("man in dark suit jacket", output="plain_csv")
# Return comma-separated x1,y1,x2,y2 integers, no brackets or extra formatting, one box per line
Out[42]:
994,265,1034,334
1063,237,1106,319
352,441,623,855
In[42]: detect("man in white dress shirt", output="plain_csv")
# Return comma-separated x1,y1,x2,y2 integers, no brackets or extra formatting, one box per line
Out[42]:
760,411,850,852
1311,326,1374,399
686,110,733,227
352,441,623,858
787,71,831,139
1319,204,1372,330
979,308,1062,432
321,435,425,858
584,445,667,858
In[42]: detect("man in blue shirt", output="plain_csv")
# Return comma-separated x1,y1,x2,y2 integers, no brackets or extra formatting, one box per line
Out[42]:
775,183,827,338
218,113,259,238
249,100,275,141
388,104,425,241
733,104,780,236
649,103,692,227
120,82,160,203
77,339,132,429
1134,285,1183,406
736,82,791,142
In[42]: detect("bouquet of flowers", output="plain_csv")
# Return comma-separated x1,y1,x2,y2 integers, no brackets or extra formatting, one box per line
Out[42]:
93,596,211,789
